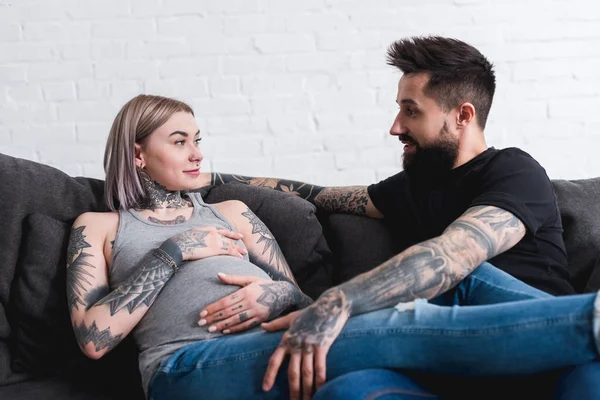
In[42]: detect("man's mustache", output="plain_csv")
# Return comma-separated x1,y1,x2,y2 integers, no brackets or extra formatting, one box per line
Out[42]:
399,134,417,146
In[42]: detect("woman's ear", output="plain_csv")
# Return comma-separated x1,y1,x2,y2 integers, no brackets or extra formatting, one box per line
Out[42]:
134,143,145,169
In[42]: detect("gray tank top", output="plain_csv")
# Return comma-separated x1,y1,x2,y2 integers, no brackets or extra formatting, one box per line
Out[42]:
109,192,271,394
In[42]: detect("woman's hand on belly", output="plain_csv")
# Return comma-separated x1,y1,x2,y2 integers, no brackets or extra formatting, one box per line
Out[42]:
171,226,247,261
197,273,304,335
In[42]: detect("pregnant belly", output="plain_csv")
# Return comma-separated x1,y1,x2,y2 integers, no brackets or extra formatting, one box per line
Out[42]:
133,256,271,350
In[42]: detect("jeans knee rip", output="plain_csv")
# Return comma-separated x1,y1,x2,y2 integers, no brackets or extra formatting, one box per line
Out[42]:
394,298,428,312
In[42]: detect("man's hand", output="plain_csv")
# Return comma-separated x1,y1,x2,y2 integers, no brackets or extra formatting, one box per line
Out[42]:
198,274,306,334
262,289,351,400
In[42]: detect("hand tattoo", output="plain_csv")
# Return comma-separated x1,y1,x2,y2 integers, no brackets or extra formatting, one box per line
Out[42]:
283,289,350,350
172,229,209,257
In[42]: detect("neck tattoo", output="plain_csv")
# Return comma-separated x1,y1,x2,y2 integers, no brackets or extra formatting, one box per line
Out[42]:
136,172,191,211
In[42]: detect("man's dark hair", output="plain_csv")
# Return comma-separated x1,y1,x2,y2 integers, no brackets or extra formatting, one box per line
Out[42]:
387,36,496,129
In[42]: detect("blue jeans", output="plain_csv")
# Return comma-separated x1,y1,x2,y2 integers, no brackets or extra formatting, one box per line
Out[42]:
314,262,600,400
314,369,440,400
149,263,600,400
313,364,600,400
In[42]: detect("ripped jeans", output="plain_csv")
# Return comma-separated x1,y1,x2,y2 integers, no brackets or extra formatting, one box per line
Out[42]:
149,262,600,400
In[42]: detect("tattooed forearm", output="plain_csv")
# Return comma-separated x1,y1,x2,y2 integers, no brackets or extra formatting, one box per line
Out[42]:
67,226,95,311
256,282,313,320
340,205,525,315
93,252,175,315
73,320,122,353
313,186,370,215
211,173,325,203
241,207,298,284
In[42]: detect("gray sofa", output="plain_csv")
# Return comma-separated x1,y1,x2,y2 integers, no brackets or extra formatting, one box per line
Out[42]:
0,152,599,399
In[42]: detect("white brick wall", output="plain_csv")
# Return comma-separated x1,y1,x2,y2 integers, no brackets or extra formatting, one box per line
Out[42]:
2,0,600,184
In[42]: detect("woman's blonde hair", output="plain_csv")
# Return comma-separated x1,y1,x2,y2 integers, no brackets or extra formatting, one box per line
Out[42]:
103,94,194,211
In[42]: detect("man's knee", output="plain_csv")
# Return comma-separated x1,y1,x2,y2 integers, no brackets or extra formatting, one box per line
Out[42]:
314,369,438,400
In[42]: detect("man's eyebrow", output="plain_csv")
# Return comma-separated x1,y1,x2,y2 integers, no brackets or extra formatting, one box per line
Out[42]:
169,129,201,137
399,99,418,106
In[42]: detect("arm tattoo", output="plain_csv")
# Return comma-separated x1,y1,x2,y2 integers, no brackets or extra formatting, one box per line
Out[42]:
210,173,370,214
93,252,175,315
67,226,95,311
84,285,110,311
313,186,370,215
73,320,122,353
210,173,325,204
340,205,526,315
241,207,297,284
256,282,313,320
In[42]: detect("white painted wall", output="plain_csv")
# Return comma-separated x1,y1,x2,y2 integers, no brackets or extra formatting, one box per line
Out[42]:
2,0,600,184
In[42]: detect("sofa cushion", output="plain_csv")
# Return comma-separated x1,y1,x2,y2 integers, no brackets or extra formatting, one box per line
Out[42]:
8,213,76,374
584,253,600,292
200,183,334,299
0,377,112,400
0,154,107,387
0,374,143,400
325,214,397,285
552,178,600,292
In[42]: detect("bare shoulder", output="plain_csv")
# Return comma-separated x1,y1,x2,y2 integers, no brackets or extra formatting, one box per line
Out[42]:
212,199,248,216
211,200,252,232
72,211,119,240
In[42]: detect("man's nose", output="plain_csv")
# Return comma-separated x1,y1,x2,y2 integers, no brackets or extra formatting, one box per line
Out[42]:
389,112,406,136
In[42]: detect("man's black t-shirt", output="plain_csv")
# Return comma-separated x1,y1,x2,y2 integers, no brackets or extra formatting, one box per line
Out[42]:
367,147,575,296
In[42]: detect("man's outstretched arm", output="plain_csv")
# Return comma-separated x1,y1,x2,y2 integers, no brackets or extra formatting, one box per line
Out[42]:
200,172,383,218
328,204,526,315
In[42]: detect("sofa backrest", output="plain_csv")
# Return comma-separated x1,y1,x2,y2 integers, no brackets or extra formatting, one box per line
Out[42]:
552,178,600,292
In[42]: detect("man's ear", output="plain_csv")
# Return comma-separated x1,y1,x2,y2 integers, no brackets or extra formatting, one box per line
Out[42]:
456,103,476,128
134,143,145,169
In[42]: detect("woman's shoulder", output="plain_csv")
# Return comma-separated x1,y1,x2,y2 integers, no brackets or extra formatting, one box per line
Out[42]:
211,199,248,214
74,210,120,231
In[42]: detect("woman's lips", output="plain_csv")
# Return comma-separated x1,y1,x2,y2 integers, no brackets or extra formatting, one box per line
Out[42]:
184,169,200,176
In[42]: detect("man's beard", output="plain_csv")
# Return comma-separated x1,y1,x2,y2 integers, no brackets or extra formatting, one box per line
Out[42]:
402,122,459,180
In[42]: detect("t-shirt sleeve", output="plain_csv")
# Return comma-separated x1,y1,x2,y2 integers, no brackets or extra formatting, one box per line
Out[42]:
367,172,409,219
469,149,559,236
